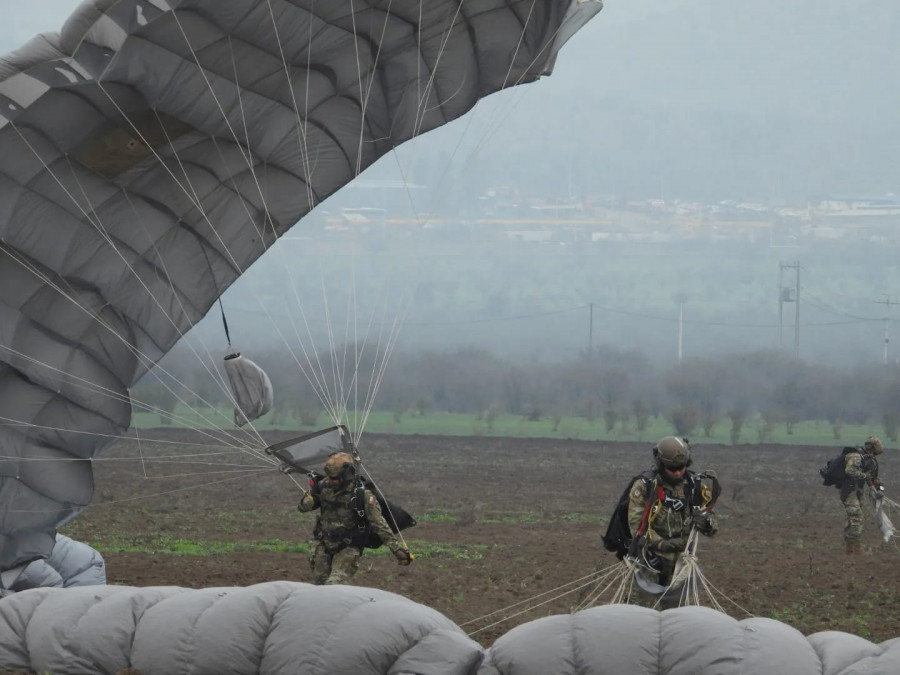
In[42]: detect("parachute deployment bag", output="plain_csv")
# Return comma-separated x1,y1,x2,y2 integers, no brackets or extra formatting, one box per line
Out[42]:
820,447,857,488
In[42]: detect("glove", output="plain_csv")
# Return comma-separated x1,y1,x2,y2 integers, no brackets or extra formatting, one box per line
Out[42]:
691,511,717,536
394,548,414,565
627,535,647,559
872,478,886,494
648,538,685,554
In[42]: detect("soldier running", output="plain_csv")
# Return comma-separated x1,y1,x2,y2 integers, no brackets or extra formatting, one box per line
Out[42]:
298,452,413,584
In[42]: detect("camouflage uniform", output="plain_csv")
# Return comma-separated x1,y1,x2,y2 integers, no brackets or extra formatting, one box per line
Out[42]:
627,473,706,590
624,437,719,609
298,480,402,585
840,448,879,550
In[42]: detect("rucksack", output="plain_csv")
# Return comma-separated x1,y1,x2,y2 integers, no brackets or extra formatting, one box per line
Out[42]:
602,469,721,559
819,447,857,488
602,471,654,559
309,473,417,549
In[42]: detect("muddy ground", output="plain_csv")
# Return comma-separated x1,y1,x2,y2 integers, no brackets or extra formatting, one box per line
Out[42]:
64,431,900,645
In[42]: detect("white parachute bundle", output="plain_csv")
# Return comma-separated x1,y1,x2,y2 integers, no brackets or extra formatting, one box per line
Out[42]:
224,352,274,427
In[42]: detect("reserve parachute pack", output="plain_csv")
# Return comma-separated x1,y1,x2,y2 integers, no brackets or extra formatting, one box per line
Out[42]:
819,447,858,488
602,469,721,559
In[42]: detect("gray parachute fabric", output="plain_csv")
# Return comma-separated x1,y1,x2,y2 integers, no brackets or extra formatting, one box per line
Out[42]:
478,604,900,675
6,533,106,592
0,582,483,675
224,352,274,426
2,588,900,675
0,0,603,573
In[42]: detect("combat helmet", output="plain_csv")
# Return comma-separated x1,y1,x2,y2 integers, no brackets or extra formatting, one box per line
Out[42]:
653,436,692,469
864,436,884,456
323,452,357,482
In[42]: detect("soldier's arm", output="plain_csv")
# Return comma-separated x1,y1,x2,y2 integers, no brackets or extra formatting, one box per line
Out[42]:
297,492,320,512
363,490,402,552
845,453,868,483
627,480,650,538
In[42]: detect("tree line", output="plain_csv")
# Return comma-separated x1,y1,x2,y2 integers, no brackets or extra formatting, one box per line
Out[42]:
134,343,900,443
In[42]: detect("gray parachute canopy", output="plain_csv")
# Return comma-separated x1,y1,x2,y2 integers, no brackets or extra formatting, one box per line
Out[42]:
0,0,603,573
0,585,898,675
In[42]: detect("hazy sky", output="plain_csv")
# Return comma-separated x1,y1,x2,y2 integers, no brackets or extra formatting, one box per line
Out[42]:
1,1,897,367
3,1,897,204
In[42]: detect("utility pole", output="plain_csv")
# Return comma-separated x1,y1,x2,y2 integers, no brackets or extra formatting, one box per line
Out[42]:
875,295,898,364
588,303,594,357
779,261,801,357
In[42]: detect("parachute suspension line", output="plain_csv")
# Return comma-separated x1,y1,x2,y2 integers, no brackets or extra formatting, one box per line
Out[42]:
459,566,616,629
263,0,319,214
134,421,149,479
572,559,638,612
499,0,538,92
90,87,250,277
60,132,266,453
465,569,622,638
202,38,353,434
75,467,278,511
319,269,346,426
0,244,267,461
0,414,266,458
410,2,465,140
466,4,575,163
12,113,276,458
357,461,411,551
350,0,395,178
354,291,412,447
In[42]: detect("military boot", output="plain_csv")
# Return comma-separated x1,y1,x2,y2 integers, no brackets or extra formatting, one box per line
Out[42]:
846,542,863,555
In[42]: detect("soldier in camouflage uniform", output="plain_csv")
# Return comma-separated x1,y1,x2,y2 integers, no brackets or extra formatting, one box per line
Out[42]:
627,437,718,607
298,452,413,584
841,436,885,555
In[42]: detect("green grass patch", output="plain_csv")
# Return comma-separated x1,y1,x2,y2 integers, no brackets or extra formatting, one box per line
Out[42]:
81,532,485,561
87,535,308,556
133,406,887,448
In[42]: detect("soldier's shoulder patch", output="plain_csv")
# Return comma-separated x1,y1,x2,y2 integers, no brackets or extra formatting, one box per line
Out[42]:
367,494,378,506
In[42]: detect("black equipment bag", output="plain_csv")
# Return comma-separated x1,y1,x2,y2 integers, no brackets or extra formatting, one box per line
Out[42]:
820,447,857,488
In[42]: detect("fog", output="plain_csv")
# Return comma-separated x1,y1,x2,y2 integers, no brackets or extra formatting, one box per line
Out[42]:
4,0,899,368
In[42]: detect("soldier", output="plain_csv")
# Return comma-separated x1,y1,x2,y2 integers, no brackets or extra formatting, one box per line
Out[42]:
298,452,413,584
627,437,719,607
841,436,885,555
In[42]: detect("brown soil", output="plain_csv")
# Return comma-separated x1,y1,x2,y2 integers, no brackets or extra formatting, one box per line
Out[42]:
66,431,900,645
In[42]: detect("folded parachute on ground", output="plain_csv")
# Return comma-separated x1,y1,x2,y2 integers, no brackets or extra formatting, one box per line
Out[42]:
1,584,898,675
0,0,604,575
0,533,105,595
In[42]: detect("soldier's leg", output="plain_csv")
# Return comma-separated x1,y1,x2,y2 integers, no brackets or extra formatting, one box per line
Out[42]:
310,542,332,585
628,556,676,610
655,558,681,610
323,546,363,585
841,492,863,546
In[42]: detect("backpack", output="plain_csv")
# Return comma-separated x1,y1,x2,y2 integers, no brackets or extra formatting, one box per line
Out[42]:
820,447,878,489
819,447,857,488
309,473,417,549
602,471,654,559
602,469,721,559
